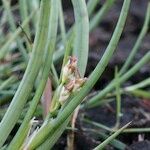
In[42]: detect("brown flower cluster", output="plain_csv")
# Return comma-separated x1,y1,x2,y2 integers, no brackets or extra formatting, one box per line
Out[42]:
59,56,87,104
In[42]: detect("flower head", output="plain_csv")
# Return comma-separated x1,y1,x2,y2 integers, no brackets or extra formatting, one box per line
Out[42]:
73,78,87,92
62,56,77,83
57,56,87,105
59,86,70,105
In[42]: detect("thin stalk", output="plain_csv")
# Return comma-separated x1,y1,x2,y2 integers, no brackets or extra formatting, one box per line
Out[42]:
0,0,51,147
53,0,115,64
83,128,126,150
7,0,59,149
37,118,70,150
27,1,130,149
85,2,150,108
0,90,15,96
81,98,114,108
123,128,150,133
95,77,150,100
49,72,59,89
72,0,89,77
129,89,150,99
125,77,150,91
2,0,28,61
115,67,121,128
0,10,35,60
87,0,100,16
87,2,150,108
90,0,115,31
0,95,13,106
86,119,150,133
51,63,59,87
84,51,150,108
19,0,30,38
98,132,126,150
0,11,7,39
93,122,131,150
19,0,32,52
119,2,150,75
0,76,17,90
2,0,17,32
53,48,64,64
58,0,66,46
84,118,111,131
28,0,40,30
59,32,74,83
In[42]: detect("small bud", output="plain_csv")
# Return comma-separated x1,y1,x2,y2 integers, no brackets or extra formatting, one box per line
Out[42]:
68,56,77,73
62,56,77,83
59,86,70,105
73,78,87,92
57,56,87,106
65,79,75,91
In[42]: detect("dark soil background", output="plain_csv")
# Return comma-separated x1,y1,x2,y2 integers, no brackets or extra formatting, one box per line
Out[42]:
1,0,150,150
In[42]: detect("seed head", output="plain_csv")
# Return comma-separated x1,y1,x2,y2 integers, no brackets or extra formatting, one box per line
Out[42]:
59,86,70,105
62,56,77,83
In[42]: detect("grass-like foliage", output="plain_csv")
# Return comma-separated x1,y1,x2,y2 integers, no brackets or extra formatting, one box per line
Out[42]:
0,0,150,149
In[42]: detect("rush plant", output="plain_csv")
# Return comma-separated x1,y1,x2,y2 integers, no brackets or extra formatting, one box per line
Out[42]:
0,0,150,149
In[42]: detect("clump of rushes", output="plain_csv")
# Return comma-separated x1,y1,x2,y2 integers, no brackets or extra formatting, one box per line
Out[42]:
50,56,87,115
0,0,51,146
21,56,87,149
1,0,150,149
21,0,131,149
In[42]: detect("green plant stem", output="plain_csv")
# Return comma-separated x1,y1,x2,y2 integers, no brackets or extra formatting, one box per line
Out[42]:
96,77,150,100
2,0,28,61
0,95,13,106
58,0,66,46
27,1,130,149
84,51,150,108
28,0,40,30
119,2,150,75
125,77,150,91
19,0,30,37
0,0,50,147
98,132,126,150
0,10,35,60
115,67,121,128
0,90,15,96
84,118,111,131
129,89,150,99
19,0,31,52
49,72,59,89
93,122,131,150
84,3,150,108
90,0,115,31
51,63,59,87
123,128,150,133
85,119,150,133
0,76,17,91
52,0,115,65
87,0,100,16
59,32,74,83
37,118,70,150
7,0,59,149
0,11,7,39
83,128,126,150
53,48,64,64
72,0,89,77
2,0,17,33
